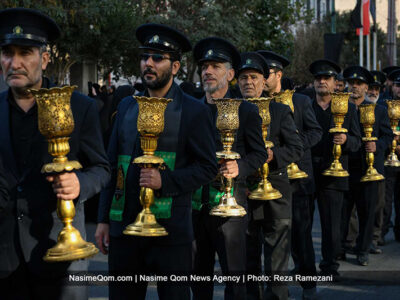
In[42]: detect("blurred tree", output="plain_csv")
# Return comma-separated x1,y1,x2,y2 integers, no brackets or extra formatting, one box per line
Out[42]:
1,0,141,84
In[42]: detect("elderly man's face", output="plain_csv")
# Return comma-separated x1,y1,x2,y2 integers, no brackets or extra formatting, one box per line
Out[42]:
201,61,234,94
0,44,49,91
335,80,345,92
314,75,335,96
238,69,265,98
348,79,368,100
367,85,380,103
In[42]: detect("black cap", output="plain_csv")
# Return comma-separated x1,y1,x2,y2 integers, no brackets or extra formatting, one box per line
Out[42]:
343,66,374,84
0,8,60,47
136,23,191,53
238,52,269,78
335,73,345,81
193,37,241,70
382,66,400,76
257,50,290,70
388,69,400,84
309,59,341,77
370,71,386,87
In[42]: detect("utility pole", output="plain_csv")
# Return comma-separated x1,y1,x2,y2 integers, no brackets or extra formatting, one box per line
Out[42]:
331,0,336,34
387,0,397,66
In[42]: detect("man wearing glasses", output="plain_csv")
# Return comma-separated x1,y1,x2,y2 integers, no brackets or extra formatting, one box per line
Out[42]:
96,24,217,300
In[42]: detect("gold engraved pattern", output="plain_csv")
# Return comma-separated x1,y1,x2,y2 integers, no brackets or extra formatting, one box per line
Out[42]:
214,98,242,132
31,86,76,138
136,96,171,135
274,90,295,113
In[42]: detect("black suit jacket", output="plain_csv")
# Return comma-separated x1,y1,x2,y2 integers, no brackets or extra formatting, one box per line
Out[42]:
0,83,110,277
98,83,218,245
249,102,304,220
311,97,362,191
349,100,393,178
290,93,323,196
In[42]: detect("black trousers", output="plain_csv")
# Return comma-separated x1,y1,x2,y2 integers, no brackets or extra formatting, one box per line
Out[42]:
316,188,344,273
192,208,247,300
342,180,378,255
291,194,317,289
109,235,191,300
373,181,386,245
0,261,88,300
246,218,291,300
382,167,400,238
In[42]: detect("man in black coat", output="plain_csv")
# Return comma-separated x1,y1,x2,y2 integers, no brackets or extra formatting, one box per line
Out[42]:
191,40,267,300
96,24,217,300
309,59,362,276
341,66,392,266
380,69,400,244
237,51,303,300
258,50,322,298
0,8,110,300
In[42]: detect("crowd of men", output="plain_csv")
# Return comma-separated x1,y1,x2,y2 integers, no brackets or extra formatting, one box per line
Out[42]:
1,7,400,300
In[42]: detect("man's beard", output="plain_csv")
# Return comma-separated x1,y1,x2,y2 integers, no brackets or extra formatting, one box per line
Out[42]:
203,72,228,94
141,66,172,90
316,88,330,97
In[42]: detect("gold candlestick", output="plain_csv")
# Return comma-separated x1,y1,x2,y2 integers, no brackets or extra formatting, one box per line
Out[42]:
359,104,384,182
323,92,351,177
384,100,400,167
123,96,171,236
247,97,282,200
274,90,308,179
210,98,246,217
31,86,98,262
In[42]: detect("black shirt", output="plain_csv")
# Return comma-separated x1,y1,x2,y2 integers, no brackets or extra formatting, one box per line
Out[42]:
312,99,332,158
8,93,39,174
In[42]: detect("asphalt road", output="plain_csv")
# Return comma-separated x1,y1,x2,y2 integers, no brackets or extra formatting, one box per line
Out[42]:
86,205,400,300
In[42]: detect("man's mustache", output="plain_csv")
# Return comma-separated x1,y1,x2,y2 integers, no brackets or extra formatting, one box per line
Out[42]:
143,68,157,76
7,70,27,77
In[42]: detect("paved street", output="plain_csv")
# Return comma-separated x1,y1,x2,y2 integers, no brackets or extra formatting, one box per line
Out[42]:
87,206,400,300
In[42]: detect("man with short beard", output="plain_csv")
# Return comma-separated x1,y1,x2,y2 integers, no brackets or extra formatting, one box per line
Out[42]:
237,52,303,300
191,39,267,300
367,71,386,104
257,51,322,299
341,66,392,266
309,60,361,276
96,24,217,300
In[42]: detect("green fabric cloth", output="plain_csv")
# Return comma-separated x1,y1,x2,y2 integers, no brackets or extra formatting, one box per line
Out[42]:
192,185,233,211
109,152,176,221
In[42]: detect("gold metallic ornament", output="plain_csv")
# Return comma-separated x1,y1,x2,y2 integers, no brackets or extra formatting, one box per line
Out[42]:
210,98,247,217
123,96,171,236
31,86,98,262
247,97,282,201
323,92,351,177
384,100,400,167
274,90,308,179
359,103,384,182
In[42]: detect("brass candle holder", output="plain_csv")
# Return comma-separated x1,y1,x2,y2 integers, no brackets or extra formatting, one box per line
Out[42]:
274,90,308,179
384,100,400,167
359,103,384,182
123,96,171,236
247,97,282,201
31,86,99,262
210,98,246,217
323,92,351,177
